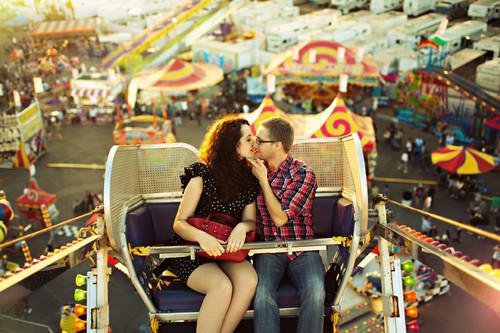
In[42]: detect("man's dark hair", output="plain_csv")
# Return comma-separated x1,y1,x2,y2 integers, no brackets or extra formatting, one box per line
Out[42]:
261,117,294,153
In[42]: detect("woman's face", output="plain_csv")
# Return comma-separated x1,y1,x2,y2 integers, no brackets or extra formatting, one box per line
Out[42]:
237,124,255,159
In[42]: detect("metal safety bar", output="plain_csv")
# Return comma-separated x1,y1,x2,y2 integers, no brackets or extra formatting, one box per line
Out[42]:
384,197,500,242
144,238,344,258
0,207,104,250
379,223,500,313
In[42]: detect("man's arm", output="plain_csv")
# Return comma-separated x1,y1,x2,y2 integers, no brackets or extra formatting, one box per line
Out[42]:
249,159,317,227
248,158,288,227
279,166,317,220
259,179,289,227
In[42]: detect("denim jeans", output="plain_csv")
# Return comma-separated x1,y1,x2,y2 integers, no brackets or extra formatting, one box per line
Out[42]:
253,251,325,333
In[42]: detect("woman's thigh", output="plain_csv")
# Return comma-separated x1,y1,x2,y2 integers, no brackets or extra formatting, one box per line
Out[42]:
187,263,231,294
219,260,258,286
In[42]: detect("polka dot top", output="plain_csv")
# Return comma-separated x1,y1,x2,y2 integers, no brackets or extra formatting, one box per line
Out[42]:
180,162,259,221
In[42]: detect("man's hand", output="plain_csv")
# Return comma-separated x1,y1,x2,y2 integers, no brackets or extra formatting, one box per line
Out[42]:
197,233,226,257
226,223,247,253
247,158,268,184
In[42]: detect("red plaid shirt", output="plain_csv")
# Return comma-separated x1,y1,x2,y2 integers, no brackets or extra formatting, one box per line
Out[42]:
256,155,317,250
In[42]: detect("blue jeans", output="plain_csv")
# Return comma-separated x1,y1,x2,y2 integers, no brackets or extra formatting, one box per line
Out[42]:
253,251,325,333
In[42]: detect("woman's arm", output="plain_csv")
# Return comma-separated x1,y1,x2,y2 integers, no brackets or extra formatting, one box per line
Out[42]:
226,202,256,253
239,202,257,232
173,176,225,257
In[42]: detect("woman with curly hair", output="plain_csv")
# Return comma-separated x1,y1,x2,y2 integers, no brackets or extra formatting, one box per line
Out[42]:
161,114,259,333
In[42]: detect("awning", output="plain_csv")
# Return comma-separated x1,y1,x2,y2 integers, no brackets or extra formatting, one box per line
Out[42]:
71,88,111,99
31,18,100,38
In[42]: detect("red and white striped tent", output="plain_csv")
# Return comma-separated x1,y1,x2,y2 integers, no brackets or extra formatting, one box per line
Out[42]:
31,18,101,41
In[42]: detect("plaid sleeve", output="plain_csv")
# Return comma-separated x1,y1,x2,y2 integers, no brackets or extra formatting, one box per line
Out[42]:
281,166,317,220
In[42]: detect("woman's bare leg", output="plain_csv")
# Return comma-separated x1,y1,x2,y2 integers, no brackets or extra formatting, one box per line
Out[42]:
187,263,233,333
219,261,258,333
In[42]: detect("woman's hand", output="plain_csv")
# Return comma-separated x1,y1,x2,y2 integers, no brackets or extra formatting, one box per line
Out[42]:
226,223,247,253
247,158,268,184
197,233,226,257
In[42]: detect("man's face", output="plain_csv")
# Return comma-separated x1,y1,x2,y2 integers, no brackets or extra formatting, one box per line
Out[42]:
254,126,277,161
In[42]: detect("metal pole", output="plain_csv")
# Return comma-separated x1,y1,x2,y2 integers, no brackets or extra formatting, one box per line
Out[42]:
376,200,406,333
87,214,109,332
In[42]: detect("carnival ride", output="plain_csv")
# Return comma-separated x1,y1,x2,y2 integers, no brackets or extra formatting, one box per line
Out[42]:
113,114,175,145
265,40,380,87
0,135,499,332
101,0,237,74
391,38,498,145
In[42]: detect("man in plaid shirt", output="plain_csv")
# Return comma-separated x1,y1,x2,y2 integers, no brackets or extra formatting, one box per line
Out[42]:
247,117,324,333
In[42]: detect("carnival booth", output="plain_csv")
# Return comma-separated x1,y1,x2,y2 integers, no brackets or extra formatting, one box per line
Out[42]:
70,70,124,124
0,103,45,169
15,178,59,224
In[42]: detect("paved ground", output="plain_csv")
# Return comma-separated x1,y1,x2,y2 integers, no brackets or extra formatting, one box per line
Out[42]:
1,109,499,332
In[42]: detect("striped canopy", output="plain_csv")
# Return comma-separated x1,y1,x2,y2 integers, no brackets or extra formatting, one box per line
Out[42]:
431,145,496,175
132,59,223,93
31,18,100,38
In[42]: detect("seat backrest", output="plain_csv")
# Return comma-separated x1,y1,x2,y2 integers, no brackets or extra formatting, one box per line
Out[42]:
312,196,354,238
334,198,354,237
312,196,339,238
148,203,180,245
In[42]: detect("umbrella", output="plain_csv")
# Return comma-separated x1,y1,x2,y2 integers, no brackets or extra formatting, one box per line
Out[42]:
431,145,496,175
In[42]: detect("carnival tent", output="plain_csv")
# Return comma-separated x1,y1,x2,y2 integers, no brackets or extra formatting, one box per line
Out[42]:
244,95,376,152
129,59,224,106
304,96,376,151
132,59,224,92
244,96,289,134
431,146,496,175
31,18,101,41
266,40,380,87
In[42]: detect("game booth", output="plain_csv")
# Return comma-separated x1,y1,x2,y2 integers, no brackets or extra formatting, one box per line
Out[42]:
0,103,46,169
70,70,124,124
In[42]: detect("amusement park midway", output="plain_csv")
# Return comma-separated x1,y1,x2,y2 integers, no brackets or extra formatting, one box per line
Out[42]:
1,1,500,332
0,107,499,332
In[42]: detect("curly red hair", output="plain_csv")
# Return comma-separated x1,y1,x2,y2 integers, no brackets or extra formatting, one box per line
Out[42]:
198,115,256,202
